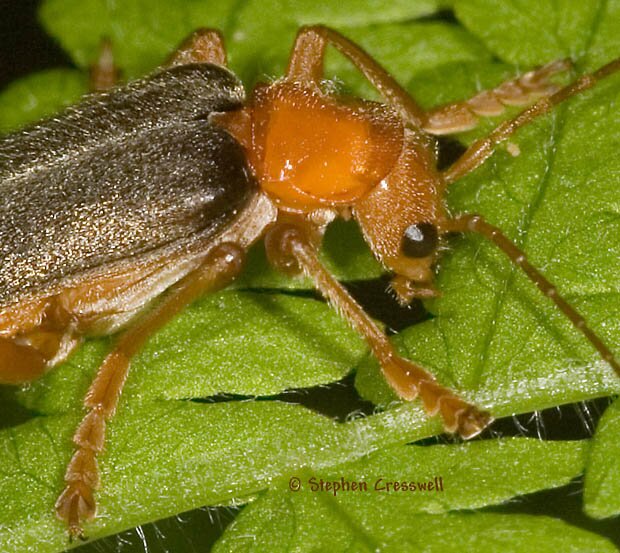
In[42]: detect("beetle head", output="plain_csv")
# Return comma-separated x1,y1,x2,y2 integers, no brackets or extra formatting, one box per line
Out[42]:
353,136,445,304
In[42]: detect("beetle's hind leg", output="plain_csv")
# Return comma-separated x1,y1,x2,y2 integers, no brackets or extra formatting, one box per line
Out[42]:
0,337,49,383
0,302,81,384
89,28,228,92
422,59,572,135
55,243,246,539
265,223,492,438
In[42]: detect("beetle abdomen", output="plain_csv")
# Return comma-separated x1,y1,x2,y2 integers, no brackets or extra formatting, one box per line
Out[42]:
0,64,255,306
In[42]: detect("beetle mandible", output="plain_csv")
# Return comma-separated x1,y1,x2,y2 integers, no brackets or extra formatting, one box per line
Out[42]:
0,26,619,539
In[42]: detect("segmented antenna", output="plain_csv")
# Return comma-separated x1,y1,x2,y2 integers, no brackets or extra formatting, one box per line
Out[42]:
448,214,620,376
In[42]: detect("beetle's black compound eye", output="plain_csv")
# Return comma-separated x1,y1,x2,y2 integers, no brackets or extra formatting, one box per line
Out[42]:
401,222,438,258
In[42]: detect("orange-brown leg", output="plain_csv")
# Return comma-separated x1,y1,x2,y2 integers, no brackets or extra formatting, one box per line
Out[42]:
166,28,228,68
89,28,227,92
0,308,80,385
0,337,48,384
287,25,426,128
443,56,620,184
423,59,572,135
89,38,120,91
265,222,492,438
55,243,245,540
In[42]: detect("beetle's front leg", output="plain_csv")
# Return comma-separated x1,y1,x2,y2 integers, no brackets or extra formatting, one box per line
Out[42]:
265,222,493,438
286,25,426,126
55,243,245,540
422,59,572,135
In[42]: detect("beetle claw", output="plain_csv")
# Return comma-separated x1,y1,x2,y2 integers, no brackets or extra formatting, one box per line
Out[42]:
435,393,493,439
56,480,96,540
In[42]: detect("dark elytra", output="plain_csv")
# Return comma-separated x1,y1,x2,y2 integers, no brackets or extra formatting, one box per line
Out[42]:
0,64,256,306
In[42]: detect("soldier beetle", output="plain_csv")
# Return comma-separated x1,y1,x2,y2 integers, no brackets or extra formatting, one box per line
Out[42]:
0,26,618,538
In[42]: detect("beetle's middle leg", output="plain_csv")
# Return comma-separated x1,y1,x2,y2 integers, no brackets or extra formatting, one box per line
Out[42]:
0,336,53,383
55,243,245,539
0,300,81,384
90,38,120,91
265,222,493,438
166,29,228,68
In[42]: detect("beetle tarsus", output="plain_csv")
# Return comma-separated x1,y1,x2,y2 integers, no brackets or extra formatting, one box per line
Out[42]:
55,243,247,536
56,480,95,541
443,56,620,183
267,222,493,437
440,397,494,439
423,58,572,135
384,356,492,437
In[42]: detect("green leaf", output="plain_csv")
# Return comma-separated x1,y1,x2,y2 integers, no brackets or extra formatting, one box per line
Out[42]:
0,70,86,132
17,291,367,414
39,0,442,82
584,398,620,519
218,503,617,553
213,439,607,553
39,0,236,80
289,438,588,514
454,1,605,66
218,507,617,553
0,399,446,551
